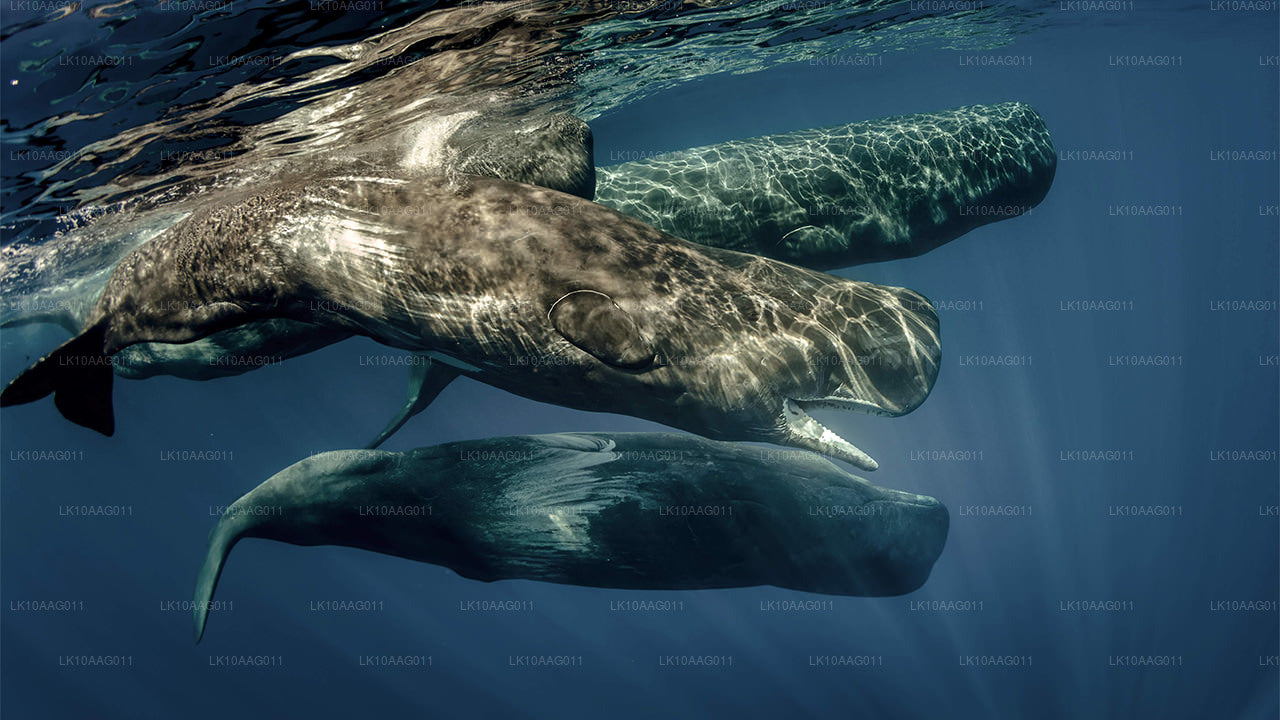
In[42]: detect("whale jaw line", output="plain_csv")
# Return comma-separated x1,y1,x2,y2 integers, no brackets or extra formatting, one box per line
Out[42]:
781,397,880,471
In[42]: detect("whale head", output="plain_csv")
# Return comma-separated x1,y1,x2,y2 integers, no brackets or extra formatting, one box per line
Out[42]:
763,281,942,470
608,271,942,472
544,264,940,473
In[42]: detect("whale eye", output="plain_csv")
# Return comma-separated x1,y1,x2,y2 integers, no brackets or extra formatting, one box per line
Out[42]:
549,290,656,371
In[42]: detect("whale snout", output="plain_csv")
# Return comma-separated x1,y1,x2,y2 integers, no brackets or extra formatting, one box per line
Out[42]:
852,495,949,595
812,492,949,596
773,281,942,469
842,284,941,416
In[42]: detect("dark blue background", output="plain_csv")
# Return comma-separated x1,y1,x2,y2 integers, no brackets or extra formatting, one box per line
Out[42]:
3,6,1277,719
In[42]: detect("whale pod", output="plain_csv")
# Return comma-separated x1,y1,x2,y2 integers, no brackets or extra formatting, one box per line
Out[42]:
193,432,949,641
1,107,1056,451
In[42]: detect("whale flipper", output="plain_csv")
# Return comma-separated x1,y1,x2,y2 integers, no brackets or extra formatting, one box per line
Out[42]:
365,356,461,449
0,323,114,436
548,290,655,370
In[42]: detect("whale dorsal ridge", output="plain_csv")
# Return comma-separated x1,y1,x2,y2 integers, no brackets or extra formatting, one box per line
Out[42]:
548,290,655,370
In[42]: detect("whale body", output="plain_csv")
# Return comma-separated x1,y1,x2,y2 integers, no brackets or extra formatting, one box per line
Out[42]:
594,102,1056,269
193,432,950,641
0,113,598,383
0,106,1049,449
1,173,940,470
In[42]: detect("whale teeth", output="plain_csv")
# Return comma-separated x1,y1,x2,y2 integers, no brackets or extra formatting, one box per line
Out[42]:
782,398,878,471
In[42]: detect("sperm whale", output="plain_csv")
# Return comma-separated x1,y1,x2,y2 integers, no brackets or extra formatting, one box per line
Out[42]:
1,173,940,470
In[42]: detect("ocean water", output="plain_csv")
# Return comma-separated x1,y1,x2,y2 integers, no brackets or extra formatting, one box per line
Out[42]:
1,2,1277,718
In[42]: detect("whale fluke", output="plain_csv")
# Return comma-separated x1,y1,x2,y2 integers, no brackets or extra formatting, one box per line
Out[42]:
1,323,114,436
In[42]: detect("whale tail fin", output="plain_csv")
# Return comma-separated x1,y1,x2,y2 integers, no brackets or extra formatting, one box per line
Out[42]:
0,322,115,436
194,507,252,644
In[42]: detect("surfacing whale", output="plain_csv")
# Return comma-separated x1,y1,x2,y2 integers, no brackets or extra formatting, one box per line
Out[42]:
193,432,950,641
594,102,1056,269
1,113,597,383
1,173,940,470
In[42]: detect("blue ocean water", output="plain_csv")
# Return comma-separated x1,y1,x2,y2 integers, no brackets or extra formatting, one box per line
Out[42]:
1,2,1277,718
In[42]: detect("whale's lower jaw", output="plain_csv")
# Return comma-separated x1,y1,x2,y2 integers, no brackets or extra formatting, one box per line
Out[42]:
781,397,880,471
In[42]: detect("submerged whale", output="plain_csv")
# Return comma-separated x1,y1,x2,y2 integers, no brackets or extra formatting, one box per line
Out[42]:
594,102,1056,269
10,105,1069,450
1,105,1051,450
193,432,950,641
1,173,940,470
2,301,345,381
1,113,597,383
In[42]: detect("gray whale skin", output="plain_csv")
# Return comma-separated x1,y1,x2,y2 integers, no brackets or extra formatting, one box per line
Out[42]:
193,432,949,641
